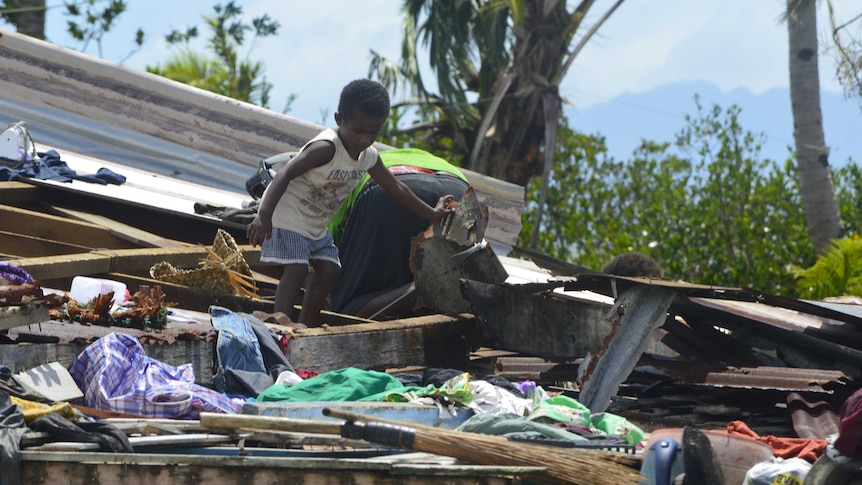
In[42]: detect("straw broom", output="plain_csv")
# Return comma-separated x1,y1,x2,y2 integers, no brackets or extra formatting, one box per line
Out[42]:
322,408,640,485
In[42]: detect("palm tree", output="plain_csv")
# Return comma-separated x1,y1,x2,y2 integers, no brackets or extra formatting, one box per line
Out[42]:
786,0,844,253
371,0,624,188
0,0,45,39
824,0,862,103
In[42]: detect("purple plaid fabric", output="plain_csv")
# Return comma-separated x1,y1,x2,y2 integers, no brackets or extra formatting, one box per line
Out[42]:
69,332,241,418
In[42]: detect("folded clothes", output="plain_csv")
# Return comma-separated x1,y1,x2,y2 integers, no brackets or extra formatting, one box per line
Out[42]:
0,149,126,185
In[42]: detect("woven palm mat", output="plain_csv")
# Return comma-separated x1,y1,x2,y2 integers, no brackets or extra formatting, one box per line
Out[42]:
149,229,259,298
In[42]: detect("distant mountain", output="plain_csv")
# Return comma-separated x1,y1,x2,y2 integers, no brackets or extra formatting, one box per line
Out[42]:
567,80,861,167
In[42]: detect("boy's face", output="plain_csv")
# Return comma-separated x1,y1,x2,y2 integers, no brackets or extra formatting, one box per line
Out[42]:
334,110,387,157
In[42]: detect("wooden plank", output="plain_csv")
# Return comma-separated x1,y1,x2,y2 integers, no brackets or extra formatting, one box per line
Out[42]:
28,434,235,452
2,311,472,385
201,412,342,435
20,452,526,485
50,206,191,248
0,231,94,258
0,336,214,385
288,314,476,373
0,305,49,331
103,272,275,315
461,280,612,359
0,204,131,249
0,181,43,203
240,402,473,430
8,246,262,281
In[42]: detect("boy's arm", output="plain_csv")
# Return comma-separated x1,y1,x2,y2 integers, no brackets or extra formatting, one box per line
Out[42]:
367,157,454,222
246,141,335,246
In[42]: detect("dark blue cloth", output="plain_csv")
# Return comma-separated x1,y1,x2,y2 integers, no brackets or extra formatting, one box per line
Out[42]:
0,389,26,485
0,149,125,185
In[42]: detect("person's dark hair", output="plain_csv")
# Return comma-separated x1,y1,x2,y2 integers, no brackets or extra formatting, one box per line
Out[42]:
338,79,390,119
601,251,663,278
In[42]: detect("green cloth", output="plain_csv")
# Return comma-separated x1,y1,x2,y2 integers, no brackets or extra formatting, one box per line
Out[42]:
327,148,468,245
255,367,475,405
456,413,588,442
256,367,409,402
527,395,592,427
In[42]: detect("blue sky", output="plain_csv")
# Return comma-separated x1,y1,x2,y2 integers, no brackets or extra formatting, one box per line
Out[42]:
3,0,860,164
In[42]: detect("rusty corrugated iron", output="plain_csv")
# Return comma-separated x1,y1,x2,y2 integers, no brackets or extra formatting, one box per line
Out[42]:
561,274,862,333
494,356,582,382
786,392,840,440
637,356,850,394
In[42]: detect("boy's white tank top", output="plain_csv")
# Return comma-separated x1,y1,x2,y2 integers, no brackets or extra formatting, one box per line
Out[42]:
268,128,378,239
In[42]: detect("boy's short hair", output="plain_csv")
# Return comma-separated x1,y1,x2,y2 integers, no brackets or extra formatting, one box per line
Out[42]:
338,79,390,119
601,251,663,278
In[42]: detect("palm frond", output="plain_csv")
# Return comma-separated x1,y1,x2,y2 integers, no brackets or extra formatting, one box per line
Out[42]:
793,237,862,299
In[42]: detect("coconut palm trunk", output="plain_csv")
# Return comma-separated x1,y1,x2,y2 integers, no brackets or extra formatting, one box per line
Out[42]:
8,0,45,40
787,0,843,253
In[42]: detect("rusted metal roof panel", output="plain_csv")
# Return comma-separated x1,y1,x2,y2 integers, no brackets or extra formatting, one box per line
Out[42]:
636,357,851,394
786,391,840,440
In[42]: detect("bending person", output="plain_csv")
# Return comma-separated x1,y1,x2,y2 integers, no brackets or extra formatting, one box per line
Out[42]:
328,148,469,317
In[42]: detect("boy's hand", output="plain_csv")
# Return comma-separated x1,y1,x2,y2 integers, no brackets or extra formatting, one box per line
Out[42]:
246,216,273,247
431,194,456,220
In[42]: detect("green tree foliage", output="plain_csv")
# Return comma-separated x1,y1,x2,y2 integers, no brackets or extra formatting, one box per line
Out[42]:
791,237,862,299
789,167,862,299
371,0,624,186
65,0,143,60
147,1,293,111
519,101,818,295
1,0,143,61
835,163,862,235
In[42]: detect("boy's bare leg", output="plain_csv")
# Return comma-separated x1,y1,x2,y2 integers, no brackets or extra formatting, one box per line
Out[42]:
275,264,308,318
298,259,341,325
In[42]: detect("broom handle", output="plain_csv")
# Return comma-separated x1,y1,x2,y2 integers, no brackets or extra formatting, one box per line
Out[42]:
200,412,342,435
323,407,437,431
323,407,640,485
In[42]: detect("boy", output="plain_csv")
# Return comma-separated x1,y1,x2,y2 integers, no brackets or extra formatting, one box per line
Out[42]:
246,79,453,325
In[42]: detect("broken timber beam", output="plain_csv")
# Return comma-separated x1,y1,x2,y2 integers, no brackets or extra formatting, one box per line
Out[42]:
0,204,132,249
0,181,43,204
49,206,191,249
287,314,477,373
0,305,49,332
411,188,507,315
460,280,611,359
578,284,676,414
0,231,95,259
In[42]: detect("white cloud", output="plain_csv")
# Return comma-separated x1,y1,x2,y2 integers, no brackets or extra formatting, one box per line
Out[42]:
568,0,852,109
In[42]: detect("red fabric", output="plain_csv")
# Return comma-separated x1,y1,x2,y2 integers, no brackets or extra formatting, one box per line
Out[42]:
725,420,826,462
386,165,437,176
363,165,436,190
295,370,318,379
834,387,862,458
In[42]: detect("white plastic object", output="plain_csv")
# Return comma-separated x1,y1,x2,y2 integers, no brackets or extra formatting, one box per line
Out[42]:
275,370,304,386
0,121,36,167
69,276,127,310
